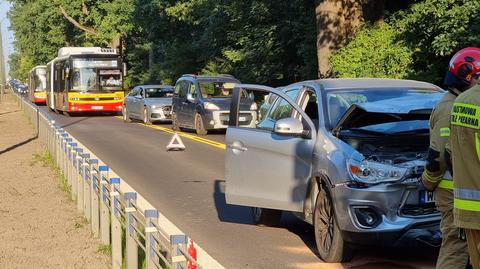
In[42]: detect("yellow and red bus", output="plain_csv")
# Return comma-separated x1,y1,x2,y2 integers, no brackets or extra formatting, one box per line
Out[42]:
46,47,125,115
28,65,47,105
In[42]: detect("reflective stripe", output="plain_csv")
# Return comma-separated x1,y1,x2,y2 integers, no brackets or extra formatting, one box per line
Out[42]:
476,132,480,161
451,103,480,129
440,127,450,137
454,198,480,212
422,170,442,183
438,179,453,189
454,188,480,201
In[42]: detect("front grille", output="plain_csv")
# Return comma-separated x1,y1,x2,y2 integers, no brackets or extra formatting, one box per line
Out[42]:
400,204,439,216
151,113,171,119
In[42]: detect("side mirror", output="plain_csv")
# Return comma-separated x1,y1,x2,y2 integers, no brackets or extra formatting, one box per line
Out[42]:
274,118,304,136
65,67,70,78
187,93,195,102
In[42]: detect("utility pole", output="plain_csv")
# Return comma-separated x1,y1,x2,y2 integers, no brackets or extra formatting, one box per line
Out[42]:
0,22,5,102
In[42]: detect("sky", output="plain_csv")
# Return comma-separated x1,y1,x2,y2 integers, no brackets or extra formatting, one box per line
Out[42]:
0,1,14,73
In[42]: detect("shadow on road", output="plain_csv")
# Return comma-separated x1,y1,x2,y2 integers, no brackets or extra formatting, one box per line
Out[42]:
58,117,91,128
213,181,438,268
213,179,255,225
0,110,20,116
0,136,37,155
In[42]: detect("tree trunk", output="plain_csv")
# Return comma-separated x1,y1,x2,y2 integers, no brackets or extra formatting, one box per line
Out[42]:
314,0,363,78
148,42,154,77
110,34,121,50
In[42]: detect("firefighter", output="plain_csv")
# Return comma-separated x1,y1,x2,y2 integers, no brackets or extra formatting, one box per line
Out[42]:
422,48,480,269
448,47,480,269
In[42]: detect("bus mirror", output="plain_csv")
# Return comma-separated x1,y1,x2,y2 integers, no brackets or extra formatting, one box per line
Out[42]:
123,63,127,76
65,67,70,78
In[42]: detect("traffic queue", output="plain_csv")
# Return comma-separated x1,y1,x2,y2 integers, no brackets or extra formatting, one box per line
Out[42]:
23,46,480,268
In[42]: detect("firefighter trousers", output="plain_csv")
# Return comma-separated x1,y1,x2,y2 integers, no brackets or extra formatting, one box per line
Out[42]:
436,209,469,269
466,229,480,269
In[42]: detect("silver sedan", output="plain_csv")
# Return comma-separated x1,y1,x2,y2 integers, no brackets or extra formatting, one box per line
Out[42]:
123,85,173,124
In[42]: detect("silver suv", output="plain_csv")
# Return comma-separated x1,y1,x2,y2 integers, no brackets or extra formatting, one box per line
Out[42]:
225,79,443,262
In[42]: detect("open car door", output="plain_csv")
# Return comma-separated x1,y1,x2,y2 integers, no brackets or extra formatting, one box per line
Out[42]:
225,84,317,212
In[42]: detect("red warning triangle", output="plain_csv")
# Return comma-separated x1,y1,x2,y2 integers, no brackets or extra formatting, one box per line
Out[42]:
166,133,185,151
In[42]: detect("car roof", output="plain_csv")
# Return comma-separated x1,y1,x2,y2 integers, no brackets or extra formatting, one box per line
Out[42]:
180,74,240,83
302,78,442,91
139,85,173,88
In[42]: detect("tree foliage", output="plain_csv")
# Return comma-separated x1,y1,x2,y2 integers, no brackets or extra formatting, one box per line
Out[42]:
8,0,317,87
331,0,480,84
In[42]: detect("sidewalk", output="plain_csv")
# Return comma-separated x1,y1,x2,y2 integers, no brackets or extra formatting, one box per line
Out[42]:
0,92,109,268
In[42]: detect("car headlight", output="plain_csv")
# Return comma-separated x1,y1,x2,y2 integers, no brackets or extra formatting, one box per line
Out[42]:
347,159,408,184
204,102,219,110
150,105,157,109
250,102,258,111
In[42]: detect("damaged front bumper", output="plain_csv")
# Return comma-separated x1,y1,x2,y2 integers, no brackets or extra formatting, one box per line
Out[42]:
332,179,441,247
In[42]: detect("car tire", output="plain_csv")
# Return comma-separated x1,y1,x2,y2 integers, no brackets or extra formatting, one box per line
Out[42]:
172,113,180,131
195,113,208,135
314,184,352,262
252,207,282,227
143,107,151,125
123,106,132,123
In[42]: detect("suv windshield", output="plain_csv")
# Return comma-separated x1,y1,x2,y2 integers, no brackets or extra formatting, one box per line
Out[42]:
145,88,174,98
326,88,439,129
199,82,233,98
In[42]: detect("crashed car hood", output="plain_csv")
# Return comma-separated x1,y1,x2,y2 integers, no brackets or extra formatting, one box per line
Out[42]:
333,92,443,131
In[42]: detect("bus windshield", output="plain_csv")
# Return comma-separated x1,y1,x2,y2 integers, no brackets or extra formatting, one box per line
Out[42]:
35,74,46,91
71,58,121,92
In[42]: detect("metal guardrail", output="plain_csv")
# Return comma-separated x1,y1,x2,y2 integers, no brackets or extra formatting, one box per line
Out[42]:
13,93,204,269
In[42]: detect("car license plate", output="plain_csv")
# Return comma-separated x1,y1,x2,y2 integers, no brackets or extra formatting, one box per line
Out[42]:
419,190,435,204
239,116,246,121
92,105,103,110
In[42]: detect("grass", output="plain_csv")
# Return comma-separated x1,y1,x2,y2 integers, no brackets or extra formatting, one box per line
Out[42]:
97,244,112,256
31,150,73,200
75,216,90,229
32,150,161,269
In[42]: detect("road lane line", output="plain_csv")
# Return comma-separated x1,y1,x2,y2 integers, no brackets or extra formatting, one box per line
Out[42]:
116,116,227,150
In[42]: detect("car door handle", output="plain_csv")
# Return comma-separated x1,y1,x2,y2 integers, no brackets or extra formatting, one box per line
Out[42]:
227,144,248,152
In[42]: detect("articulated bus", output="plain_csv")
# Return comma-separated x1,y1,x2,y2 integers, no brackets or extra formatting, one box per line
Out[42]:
46,47,125,115
28,65,47,104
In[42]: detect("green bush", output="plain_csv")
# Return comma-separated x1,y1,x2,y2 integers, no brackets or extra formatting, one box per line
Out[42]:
330,22,413,79
330,0,480,84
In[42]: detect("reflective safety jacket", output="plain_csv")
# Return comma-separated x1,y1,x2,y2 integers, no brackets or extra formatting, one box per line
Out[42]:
422,93,455,190
450,84,480,230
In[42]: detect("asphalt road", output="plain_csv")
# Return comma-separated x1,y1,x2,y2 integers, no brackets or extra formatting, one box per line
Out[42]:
39,106,438,269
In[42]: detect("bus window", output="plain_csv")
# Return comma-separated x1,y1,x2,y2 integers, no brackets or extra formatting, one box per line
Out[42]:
99,70,122,91
72,68,97,92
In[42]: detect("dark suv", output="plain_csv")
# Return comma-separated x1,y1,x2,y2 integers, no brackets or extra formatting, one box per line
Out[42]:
172,74,257,135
